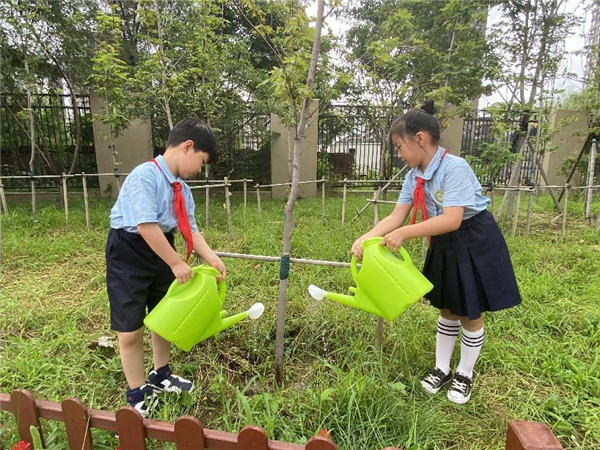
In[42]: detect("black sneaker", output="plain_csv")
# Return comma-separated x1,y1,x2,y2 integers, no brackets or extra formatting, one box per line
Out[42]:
126,384,159,418
421,367,453,394
148,365,194,395
447,372,473,404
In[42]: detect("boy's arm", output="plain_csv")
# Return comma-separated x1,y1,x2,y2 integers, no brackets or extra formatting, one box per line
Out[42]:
137,223,193,284
192,231,226,281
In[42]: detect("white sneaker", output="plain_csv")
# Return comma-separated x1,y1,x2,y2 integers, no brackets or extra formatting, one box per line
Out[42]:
447,372,473,404
421,367,453,395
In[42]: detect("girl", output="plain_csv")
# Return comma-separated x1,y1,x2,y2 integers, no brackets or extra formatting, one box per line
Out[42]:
351,100,521,404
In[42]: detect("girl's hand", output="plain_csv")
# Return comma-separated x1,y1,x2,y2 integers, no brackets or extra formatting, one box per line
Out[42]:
351,236,366,261
381,229,406,253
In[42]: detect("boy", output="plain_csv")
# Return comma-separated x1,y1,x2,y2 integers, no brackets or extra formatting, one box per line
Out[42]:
106,118,226,416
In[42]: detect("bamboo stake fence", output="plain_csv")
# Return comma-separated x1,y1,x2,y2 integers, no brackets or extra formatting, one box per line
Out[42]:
1,173,600,236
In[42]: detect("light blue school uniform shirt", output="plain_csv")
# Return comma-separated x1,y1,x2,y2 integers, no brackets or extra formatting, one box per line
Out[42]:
397,147,490,220
110,155,198,234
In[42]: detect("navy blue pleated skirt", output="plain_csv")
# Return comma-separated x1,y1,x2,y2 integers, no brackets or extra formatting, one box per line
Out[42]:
423,210,521,319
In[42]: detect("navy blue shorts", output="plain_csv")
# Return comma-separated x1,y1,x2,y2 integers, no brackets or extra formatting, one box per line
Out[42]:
423,210,521,320
106,228,176,332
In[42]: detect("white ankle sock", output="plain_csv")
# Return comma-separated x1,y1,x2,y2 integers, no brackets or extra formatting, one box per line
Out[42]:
435,316,460,375
456,327,485,378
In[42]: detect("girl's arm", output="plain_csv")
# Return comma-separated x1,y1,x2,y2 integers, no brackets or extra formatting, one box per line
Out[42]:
351,203,412,258
381,206,464,252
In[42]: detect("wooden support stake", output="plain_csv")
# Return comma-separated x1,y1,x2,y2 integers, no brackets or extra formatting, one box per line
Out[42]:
321,177,326,222
224,177,233,240
0,182,8,217
373,192,383,349
525,189,533,236
205,166,210,229
562,185,569,237
243,178,248,218
536,158,562,214
490,187,495,220
62,397,93,450
512,186,522,237
82,172,90,229
375,317,384,350
205,185,210,229
256,184,262,220
341,178,348,224
62,173,69,224
30,179,37,222
373,186,381,224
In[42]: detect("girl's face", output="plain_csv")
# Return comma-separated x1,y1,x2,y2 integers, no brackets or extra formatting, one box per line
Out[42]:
392,133,426,168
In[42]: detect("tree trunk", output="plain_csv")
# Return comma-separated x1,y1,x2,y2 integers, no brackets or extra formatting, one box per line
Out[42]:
275,0,325,384
154,0,173,130
585,141,597,224
25,57,37,221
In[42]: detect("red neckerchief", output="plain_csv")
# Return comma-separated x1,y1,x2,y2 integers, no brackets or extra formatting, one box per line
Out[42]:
410,148,450,225
151,158,193,261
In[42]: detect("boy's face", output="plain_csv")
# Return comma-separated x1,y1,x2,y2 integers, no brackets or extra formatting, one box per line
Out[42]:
179,141,210,178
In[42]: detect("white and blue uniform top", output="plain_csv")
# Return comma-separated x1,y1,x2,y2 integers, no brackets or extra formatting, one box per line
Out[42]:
109,155,198,234
397,146,490,220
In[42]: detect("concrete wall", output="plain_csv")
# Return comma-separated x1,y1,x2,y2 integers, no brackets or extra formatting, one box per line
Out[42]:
440,111,464,156
270,100,318,199
542,110,590,186
90,94,154,198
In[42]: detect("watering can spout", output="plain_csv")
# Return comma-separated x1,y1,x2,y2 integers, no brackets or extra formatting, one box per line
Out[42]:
144,265,265,351
324,291,359,309
308,284,374,314
308,240,433,321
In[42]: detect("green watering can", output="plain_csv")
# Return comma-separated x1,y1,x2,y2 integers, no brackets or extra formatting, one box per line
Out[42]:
308,237,433,321
144,265,264,351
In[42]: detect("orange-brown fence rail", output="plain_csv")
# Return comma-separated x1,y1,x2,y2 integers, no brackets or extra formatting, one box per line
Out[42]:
0,390,563,450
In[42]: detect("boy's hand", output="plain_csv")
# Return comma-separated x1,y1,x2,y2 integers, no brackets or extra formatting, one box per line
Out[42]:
171,260,193,284
209,257,227,282
381,229,406,253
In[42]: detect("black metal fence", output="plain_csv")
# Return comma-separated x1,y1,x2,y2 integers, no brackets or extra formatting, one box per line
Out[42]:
1,93,98,190
318,105,400,184
151,111,271,185
461,110,540,186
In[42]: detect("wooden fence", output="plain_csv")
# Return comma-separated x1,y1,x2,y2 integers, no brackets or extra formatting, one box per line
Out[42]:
1,390,563,450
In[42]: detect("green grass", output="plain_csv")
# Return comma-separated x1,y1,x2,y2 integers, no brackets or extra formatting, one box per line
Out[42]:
1,190,599,449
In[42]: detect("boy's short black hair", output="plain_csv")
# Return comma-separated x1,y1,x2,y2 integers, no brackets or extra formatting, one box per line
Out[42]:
167,118,217,164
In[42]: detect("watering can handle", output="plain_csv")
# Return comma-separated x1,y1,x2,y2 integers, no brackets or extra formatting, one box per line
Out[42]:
218,279,227,303
398,246,413,265
351,255,359,283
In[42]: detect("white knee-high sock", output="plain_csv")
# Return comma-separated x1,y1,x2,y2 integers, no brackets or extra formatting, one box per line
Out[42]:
456,327,485,378
435,316,460,375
